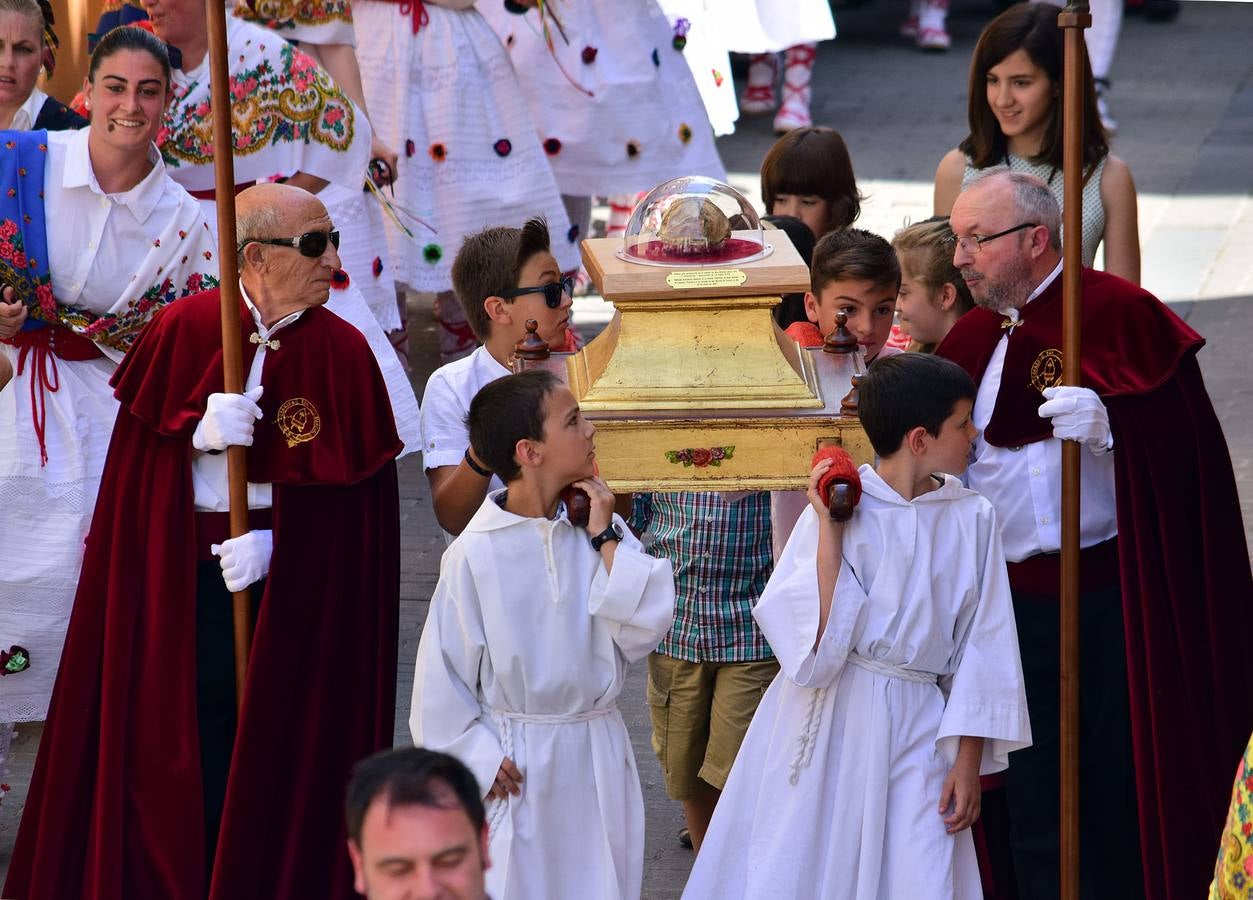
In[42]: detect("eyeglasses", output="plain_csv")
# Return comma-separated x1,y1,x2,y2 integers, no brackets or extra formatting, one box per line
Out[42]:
955,223,1038,255
499,273,575,309
239,230,341,258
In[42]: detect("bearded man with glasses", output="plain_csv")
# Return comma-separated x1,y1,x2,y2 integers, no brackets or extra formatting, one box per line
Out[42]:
10,182,405,899
936,170,1253,899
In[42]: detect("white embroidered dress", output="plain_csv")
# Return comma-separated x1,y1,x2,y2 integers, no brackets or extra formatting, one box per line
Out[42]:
411,493,675,900
718,0,836,53
0,129,217,722
232,0,402,329
682,468,1032,900
354,0,577,292
480,0,726,197
159,17,388,322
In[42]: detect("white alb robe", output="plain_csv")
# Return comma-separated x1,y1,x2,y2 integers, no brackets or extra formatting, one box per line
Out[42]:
683,467,1031,900
412,492,675,900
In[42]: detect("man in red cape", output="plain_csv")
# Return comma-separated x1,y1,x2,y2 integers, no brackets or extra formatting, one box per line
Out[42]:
5,183,402,899
936,171,1253,899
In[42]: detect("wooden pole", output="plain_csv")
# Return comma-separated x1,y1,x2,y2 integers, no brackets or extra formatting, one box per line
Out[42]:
1057,5,1090,898
205,0,252,714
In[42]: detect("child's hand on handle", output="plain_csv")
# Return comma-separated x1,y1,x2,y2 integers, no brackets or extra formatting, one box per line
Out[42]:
806,457,837,521
573,475,616,537
488,757,524,801
939,737,984,833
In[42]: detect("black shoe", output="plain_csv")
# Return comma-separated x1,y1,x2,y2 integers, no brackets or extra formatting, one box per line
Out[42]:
678,826,693,849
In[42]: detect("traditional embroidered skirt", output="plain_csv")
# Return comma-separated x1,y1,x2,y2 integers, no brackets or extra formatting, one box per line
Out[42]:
478,0,727,198
0,341,118,721
354,1,578,292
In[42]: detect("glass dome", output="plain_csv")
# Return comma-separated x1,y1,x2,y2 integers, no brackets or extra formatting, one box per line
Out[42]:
619,176,771,268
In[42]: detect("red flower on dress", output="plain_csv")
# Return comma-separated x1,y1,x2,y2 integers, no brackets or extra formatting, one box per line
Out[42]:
372,256,383,277
493,138,512,157
543,138,561,156
331,268,350,289
581,45,598,64
405,139,416,158
626,140,640,159
203,250,213,259
429,142,447,162
179,230,187,239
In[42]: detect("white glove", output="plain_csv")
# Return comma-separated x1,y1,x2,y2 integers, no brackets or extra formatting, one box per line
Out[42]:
192,386,264,451
1038,386,1113,454
211,529,274,592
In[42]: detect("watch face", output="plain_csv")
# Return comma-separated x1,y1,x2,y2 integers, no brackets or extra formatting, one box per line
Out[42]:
611,523,624,540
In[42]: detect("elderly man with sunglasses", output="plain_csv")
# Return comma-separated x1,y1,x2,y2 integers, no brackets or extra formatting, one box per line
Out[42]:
935,171,1253,900
10,183,405,898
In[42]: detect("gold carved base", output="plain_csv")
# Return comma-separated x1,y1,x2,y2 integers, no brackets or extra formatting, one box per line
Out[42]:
589,415,874,492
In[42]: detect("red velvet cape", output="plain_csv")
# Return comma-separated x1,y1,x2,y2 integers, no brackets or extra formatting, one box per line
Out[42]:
5,289,402,900
937,268,1253,898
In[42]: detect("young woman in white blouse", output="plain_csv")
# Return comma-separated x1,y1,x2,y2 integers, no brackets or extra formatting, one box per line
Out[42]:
0,25,218,776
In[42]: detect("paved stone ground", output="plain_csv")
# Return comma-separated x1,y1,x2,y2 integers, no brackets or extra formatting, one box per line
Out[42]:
1,1,1251,894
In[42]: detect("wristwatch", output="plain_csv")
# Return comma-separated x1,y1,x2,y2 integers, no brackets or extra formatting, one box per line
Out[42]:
589,522,624,551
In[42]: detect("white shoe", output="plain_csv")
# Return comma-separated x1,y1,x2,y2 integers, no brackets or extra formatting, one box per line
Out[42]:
773,43,816,133
739,53,778,115
917,26,951,50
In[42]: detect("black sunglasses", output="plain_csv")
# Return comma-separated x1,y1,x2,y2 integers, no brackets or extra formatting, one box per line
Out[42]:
240,230,341,258
499,273,575,309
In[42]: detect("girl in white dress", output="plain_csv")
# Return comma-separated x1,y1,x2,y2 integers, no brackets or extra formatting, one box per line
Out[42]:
0,26,218,773
684,354,1031,900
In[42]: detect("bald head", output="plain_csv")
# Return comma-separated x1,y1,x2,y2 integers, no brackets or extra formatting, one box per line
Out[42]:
236,183,341,326
957,172,1061,251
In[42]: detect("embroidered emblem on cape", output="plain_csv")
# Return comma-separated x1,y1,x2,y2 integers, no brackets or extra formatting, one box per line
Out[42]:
1030,348,1064,393
277,397,321,448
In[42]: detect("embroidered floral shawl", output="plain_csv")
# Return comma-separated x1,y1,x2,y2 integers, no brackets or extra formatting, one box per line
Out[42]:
156,16,369,193
232,0,356,46
0,130,220,353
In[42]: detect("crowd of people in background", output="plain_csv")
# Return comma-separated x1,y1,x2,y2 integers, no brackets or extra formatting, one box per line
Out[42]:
0,0,1246,898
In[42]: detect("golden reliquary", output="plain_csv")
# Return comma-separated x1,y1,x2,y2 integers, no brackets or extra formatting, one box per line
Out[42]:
514,176,872,492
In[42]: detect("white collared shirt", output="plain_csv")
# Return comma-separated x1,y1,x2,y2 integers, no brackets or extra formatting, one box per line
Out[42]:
966,261,1118,562
190,281,305,512
7,86,47,131
43,129,176,353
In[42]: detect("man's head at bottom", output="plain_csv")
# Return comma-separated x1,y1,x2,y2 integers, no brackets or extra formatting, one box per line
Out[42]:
346,747,490,900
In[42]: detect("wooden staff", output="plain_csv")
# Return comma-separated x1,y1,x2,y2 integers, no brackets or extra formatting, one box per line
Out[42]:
205,0,252,714
1057,4,1090,897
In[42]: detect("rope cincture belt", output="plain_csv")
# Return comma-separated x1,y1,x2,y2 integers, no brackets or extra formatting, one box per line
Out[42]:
485,703,618,831
3,323,104,466
847,652,940,685
789,654,939,786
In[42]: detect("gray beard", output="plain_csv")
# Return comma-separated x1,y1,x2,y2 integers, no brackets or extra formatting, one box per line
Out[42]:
972,256,1034,314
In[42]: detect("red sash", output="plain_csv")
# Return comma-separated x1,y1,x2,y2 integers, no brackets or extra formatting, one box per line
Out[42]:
3,323,105,466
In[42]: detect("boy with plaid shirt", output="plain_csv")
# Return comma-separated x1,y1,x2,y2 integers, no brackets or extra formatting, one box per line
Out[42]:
632,491,778,852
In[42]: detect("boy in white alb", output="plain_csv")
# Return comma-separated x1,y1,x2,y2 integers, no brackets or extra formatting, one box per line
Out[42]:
412,370,675,900
683,353,1031,899
418,218,577,538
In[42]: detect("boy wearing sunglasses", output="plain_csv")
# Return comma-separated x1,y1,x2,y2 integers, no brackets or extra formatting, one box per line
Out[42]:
418,216,576,538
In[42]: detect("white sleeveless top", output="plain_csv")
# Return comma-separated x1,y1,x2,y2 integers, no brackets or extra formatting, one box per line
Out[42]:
962,153,1107,267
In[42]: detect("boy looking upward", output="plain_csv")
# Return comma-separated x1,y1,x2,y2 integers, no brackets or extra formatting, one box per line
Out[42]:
684,353,1031,899
411,370,675,900
418,217,575,536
